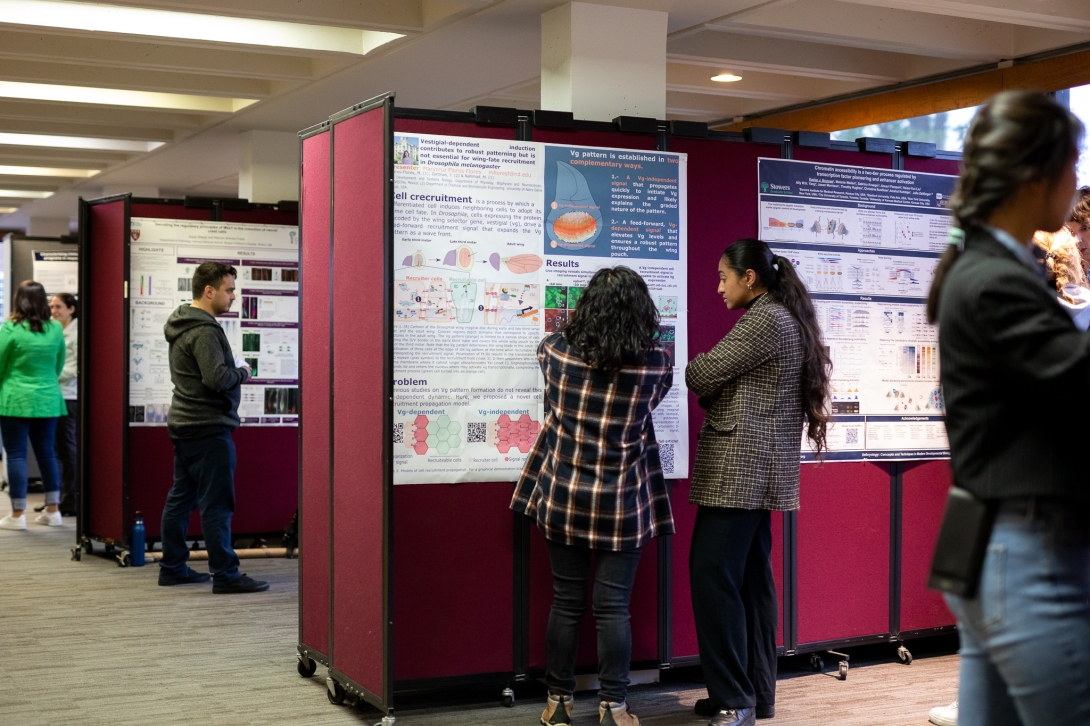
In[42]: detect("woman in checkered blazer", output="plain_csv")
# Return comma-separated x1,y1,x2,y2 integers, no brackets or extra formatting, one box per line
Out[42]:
511,267,674,726
686,239,830,726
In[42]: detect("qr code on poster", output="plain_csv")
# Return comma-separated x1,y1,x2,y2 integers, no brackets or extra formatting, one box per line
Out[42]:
845,427,859,445
659,443,675,474
467,422,488,443
392,423,404,444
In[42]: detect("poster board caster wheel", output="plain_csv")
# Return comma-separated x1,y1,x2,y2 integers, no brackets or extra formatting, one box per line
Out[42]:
83,539,94,555
297,655,317,677
809,655,824,672
327,677,346,705
71,547,81,561
502,687,515,707
116,551,130,567
838,662,849,680
897,645,913,665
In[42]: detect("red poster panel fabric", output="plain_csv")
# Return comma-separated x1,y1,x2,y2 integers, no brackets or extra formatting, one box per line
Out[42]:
667,138,783,660
330,105,388,696
388,118,516,682
300,129,332,658
797,462,891,645
904,157,961,176
86,200,128,541
130,203,211,221
393,483,514,680
900,460,955,632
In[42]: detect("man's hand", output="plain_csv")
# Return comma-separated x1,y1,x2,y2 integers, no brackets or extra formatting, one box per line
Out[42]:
240,364,253,383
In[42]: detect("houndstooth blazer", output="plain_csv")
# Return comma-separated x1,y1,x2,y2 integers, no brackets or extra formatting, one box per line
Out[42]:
686,294,804,511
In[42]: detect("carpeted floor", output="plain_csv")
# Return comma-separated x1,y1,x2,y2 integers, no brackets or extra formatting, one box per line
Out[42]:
0,493,957,725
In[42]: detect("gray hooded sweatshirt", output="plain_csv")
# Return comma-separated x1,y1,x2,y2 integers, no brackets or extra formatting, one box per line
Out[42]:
164,305,247,437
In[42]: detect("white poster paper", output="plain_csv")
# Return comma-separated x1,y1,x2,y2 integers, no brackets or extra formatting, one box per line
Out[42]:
32,250,79,297
393,133,688,484
127,218,299,427
759,158,955,461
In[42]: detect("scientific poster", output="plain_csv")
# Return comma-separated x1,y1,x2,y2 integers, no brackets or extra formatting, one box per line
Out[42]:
127,217,299,427
758,158,955,461
32,250,78,297
393,134,688,484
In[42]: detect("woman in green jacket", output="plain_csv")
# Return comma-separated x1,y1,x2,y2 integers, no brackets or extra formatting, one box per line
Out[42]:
0,280,67,530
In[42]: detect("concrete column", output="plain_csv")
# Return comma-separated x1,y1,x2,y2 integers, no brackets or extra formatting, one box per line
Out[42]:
541,2,667,122
239,131,299,204
27,217,71,237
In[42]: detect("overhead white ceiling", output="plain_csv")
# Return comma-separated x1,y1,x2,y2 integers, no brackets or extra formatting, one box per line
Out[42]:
2,0,1089,229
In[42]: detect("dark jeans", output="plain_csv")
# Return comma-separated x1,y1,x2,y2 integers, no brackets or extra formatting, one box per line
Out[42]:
1,416,60,512
690,506,778,711
160,430,240,584
546,540,643,703
55,399,78,512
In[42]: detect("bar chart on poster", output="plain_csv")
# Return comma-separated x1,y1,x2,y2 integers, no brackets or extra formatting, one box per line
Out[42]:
758,158,956,461
392,133,688,484
127,217,300,427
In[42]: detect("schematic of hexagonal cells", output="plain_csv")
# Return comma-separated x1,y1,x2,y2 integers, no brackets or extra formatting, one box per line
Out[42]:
402,413,540,456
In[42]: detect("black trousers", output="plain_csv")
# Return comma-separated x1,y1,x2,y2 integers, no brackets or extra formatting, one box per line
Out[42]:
55,399,78,513
690,506,777,711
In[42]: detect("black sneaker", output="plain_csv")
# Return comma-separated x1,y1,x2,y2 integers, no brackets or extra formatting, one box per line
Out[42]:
696,700,774,720
213,574,269,594
158,567,211,586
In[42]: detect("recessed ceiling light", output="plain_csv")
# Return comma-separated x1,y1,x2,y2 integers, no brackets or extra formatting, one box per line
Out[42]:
0,164,98,178
0,133,164,153
0,189,53,198
711,73,743,83
0,81,257,113
0,207,17,214
0,0,403,55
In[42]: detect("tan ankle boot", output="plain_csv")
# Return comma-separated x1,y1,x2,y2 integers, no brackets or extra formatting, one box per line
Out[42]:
599,701,640,726
541,693,573,726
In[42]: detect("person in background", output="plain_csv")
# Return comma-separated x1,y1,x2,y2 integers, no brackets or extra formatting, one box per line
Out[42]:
929,91,1090,726
1032,229,1090,329
686,239,830,726
1064,186,1090,273
512,267,673,726
159,261,267,593
0,280,67,530
50,293,78,516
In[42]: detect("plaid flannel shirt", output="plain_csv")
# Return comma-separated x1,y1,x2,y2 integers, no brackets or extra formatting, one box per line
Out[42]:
511,332,675,551
686,294,805,511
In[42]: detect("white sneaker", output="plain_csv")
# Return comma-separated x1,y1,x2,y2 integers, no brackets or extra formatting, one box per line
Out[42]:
929,700,957,726
35,510,63,527
0,514,27,530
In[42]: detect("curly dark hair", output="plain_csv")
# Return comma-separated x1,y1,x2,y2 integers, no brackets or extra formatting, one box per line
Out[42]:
723,239,831,457
562,266,661,370
11,280,51,333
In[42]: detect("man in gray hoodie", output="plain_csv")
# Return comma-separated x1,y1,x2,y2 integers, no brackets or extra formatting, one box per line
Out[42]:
158,261,268,593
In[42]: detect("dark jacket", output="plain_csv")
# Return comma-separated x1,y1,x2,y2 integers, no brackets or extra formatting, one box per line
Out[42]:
938,227,1090,503
164,305,246,435
686,294,804,511
510,332,674,551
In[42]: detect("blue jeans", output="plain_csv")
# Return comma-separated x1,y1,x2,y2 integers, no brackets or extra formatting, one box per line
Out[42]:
160,430,241,584
945,512,1090,726
545,540,643,703
1,416,60,512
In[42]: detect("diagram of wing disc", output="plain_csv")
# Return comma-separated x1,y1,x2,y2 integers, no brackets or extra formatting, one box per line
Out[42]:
546,161,603,251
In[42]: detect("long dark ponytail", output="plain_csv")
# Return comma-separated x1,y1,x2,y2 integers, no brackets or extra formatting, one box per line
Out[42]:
926,91,1083,323
723,239,831,456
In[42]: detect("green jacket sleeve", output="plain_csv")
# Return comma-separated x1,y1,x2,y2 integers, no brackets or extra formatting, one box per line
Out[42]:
55,324,66,378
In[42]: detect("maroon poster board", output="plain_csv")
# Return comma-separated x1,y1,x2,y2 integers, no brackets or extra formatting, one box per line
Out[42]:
299,124,332,662
328,96,393,709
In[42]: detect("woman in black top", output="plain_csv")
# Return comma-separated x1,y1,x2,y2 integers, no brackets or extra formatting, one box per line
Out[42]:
929,91,1090,726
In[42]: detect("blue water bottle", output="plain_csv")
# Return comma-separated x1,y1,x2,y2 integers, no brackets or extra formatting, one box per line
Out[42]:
131,511,146,567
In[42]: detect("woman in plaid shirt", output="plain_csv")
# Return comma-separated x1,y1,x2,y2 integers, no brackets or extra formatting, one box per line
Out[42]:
511,267,674,726
687,239,830,726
